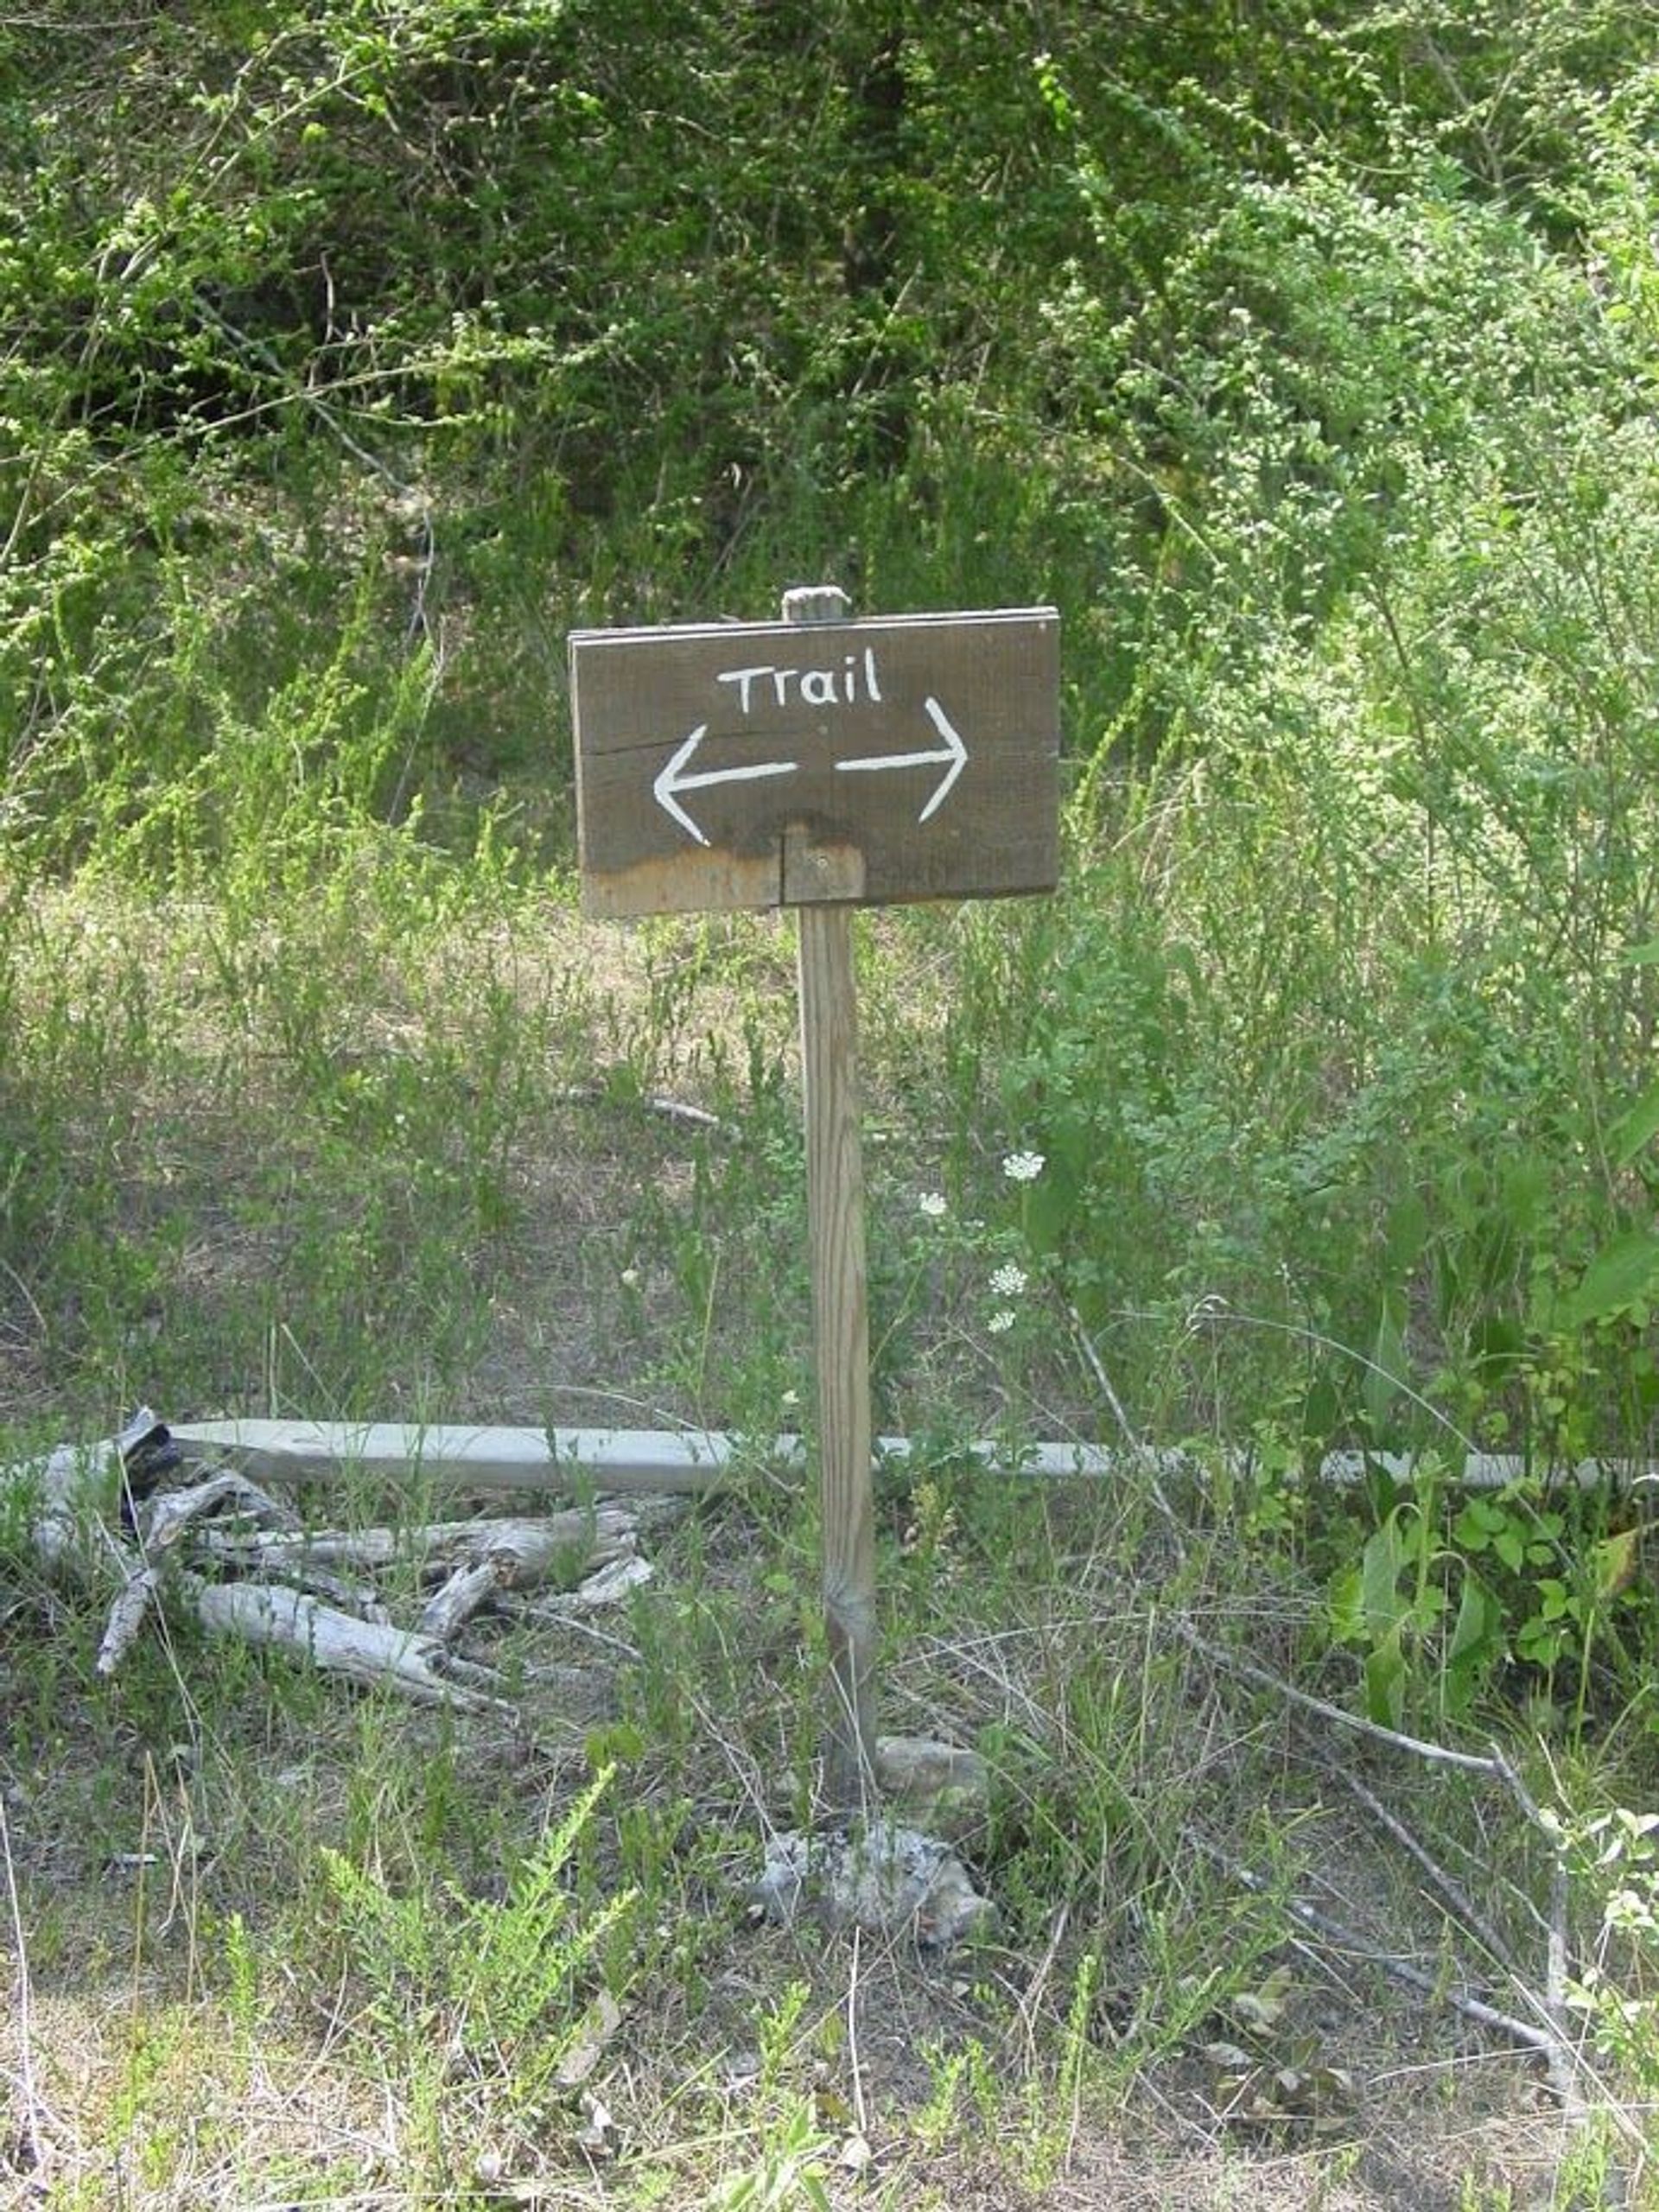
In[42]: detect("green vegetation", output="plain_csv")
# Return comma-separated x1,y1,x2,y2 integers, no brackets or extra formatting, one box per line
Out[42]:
6,2,1659,2202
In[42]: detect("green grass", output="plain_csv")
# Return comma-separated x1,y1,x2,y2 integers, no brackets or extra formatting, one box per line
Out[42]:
4,845,1659,2206
5,63,1659,2200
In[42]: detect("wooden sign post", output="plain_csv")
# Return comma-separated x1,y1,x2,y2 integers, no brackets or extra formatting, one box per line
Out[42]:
569,589,1059,1816
785,584,877,1810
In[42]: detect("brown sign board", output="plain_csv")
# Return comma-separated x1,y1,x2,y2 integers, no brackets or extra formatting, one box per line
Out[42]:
569,607,1059,918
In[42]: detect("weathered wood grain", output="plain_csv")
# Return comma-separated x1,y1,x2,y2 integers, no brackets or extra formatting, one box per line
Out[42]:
165,1421,1647,1493
799,899,877,1810
788,583,880,1815
570,607,1059,917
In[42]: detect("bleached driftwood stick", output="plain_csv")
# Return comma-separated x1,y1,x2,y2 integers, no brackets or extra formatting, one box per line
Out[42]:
18,1446,500,1705
97,1566,166,1675
18,1440,127,1580
543,1553,652,1613
418,1525,654,1639
139,1471,297,1552
556,1081,726,1135
420,1561,503,1640
194,1502,652,1583
180,1574,512,1711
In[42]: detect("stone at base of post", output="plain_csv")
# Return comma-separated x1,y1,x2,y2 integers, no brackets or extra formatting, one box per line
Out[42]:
748,1819,995,1952
874,1735,990,1846
747,1732,993,1950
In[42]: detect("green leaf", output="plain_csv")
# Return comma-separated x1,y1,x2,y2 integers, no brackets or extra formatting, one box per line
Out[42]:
1593,1528,1640,1599
1448,1573,1499,1673
1452,1500,1493,1553
1023,1160,1077,1257
1363,1630,1407,1728
1328,1563,1364,1644
1611,1080,1659,1167
1384,1192,1428,1274
1538,1580,1573,1622
1360,1516,1408,1638
1564,1228,1659,1329
1498,1154,1550,1238
1363,1290,1409,1435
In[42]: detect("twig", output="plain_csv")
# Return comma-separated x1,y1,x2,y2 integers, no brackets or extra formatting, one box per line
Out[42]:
847,1924,868,2139
1068,1306,1185,1555
1217,1843,1566,2057
556,1082,727,1136
0,10,160,26
1173,1624,1510,1774
189,297,436,650
1180,1624,1590,2111
1333,1763,1518,1973
1066,1306,1141,1454
0,1254,46,1343
1486,1742,1574,2097
0,1789,51,2185
506,1604,641,1662
1010,1900,1071,2072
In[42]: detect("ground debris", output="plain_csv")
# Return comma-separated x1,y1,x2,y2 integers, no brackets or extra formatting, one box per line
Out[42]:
4,1405,677,1716
748,1820,995,1948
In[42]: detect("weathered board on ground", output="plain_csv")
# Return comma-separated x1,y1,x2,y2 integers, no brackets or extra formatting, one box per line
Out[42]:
569,607,1059,917
162,1422,1638,1497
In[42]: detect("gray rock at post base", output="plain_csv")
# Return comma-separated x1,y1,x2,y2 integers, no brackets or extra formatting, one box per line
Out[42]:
874,1735,990,1846
749,1821,995,1950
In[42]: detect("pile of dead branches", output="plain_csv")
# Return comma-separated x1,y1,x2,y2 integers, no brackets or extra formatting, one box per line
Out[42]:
10,1408,675,1714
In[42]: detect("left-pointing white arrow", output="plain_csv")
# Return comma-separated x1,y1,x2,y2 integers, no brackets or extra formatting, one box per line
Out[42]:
834,695,968,823
654,725,799,847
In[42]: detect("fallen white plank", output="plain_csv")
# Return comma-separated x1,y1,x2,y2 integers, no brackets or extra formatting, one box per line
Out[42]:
167,1420,1656,1496
171,1421,750,1493
170,1420,1133,1492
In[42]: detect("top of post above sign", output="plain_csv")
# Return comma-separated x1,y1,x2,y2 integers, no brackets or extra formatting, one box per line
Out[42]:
569,605,1059,918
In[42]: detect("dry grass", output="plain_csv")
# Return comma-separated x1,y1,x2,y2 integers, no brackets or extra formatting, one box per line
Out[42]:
2,886,1654,2209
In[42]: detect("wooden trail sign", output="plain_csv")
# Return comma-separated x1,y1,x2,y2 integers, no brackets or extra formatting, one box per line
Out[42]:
569,607,1059,918
569,586,1060,1819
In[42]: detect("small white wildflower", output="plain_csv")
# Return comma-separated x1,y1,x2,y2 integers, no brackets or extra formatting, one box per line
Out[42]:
620,1267,640,1289
917,1191,947,1218
989,1262,1027,1298
780,1388,800,1409
1002,1150,1045,1184
987,1308,1016,1335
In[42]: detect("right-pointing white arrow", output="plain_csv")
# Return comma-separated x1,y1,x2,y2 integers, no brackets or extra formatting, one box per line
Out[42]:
654,725,799,846
834,695,968,823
